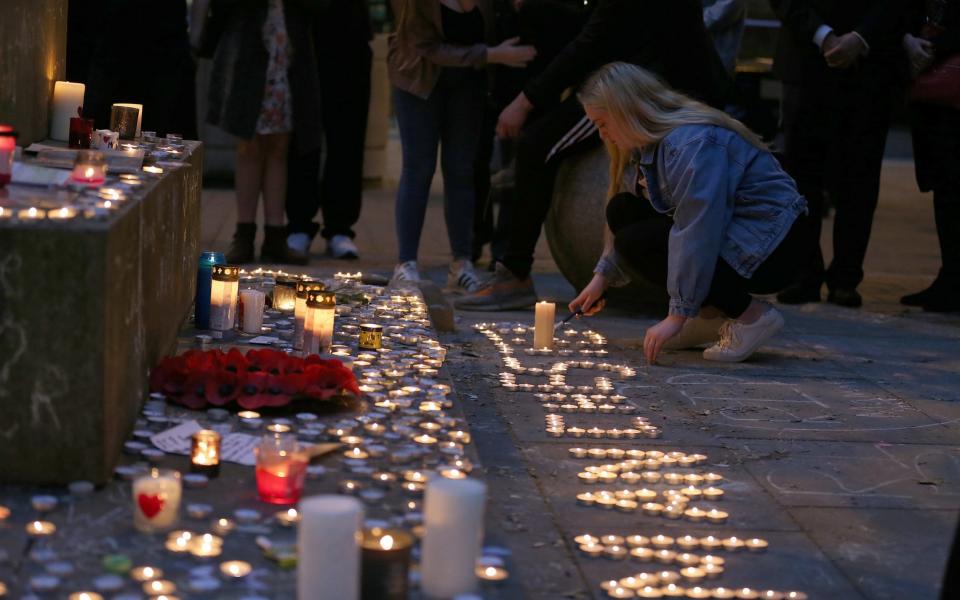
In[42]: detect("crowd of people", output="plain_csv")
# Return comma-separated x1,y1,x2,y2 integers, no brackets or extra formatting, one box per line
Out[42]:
67,0,959,359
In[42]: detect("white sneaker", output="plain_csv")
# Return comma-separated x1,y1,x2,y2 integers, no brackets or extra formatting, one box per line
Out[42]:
663,315,724,350
703,306,785,363
327,234,359,259
391,261,420,285
287,232,311,255
446,260,488,294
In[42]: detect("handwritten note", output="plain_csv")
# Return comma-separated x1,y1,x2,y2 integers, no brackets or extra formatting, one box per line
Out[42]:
150,420,260,466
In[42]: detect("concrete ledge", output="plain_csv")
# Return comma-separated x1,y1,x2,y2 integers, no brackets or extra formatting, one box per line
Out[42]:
0,144,202,484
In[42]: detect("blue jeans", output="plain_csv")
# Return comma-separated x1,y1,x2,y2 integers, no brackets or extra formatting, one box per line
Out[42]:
394,69,486,262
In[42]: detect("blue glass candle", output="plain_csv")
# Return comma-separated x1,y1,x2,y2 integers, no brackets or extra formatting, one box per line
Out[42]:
195,251,225,329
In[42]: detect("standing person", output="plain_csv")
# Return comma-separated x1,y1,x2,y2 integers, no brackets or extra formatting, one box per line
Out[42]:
771,0,904,308
900,0,960,312
387,0,536,291
702,0,748,75
571,62,808,363
456,0,732,311
286,0,373,261
207,0,323,265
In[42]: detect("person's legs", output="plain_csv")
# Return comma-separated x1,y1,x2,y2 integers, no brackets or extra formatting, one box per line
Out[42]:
285,140,322,238
606,192,671,285
319,46,372,244
227,137,263,263
259,133,308,264
500,96,596,279
776,82,834,303
394,86,442,267
825,69,894,305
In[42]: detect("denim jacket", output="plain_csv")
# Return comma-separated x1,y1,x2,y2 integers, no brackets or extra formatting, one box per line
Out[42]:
595,124,807,318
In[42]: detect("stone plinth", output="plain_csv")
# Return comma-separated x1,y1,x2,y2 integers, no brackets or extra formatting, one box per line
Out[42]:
544,144,663,303
0,144,203,484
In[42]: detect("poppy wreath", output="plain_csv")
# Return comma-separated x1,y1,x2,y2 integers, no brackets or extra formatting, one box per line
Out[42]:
150,348,360,411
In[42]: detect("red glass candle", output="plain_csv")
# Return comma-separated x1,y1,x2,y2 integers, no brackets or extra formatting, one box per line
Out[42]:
0,125,16,186
68,117,93,149
255,433,308,504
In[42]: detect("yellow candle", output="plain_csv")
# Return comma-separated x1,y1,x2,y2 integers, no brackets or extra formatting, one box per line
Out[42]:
51,81,86,141
533,301,555,349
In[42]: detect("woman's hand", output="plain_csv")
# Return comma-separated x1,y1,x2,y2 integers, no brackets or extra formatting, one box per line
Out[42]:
487,37,537,68
903,33,935,76
569,274,608,316
643,315,687,364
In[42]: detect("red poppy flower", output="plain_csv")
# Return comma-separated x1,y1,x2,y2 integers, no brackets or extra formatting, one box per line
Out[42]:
246,348,289,375
150,355,189,397
176,370,209,410
204,370,243,406
237,371,273,410
222,348,249,374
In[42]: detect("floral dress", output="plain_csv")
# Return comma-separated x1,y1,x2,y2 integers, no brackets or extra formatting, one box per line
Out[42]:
255,0,293,134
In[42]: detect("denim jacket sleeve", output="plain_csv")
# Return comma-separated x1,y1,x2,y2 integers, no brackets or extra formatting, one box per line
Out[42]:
663,136,735,318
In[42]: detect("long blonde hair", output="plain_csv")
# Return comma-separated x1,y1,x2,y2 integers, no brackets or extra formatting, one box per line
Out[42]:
577,62,765,200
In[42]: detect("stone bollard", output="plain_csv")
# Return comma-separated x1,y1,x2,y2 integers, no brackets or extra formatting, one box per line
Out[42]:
544,145,664,304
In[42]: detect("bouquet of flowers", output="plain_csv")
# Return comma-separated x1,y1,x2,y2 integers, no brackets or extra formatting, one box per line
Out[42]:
150,348,360,411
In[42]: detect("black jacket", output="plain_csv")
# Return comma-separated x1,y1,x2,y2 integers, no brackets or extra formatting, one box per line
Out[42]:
772,0,906,85
521,0,732,109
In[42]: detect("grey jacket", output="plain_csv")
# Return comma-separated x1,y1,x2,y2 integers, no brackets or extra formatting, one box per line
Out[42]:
207,0,324,153
595,124,807,318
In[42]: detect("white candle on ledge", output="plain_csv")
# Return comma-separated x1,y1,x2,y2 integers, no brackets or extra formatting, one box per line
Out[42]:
298,495,363,600
534,301,555,349
50,81,85,141
421,477,487,598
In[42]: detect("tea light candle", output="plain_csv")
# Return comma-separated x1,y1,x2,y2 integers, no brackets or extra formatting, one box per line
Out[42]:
276,508,301,527
604,544,628,560
142,165,164,175
712,588,737,599
745,538,768,552
220,560,252,578
476,565,508,582
686,586,711,599
608,586,636,598
706,509,728,524
721,537,745,551
143,580,176,595
734,588,760,600
661,584,686,598
189,533,223,557
576,492,596,505
47,206,78,220
575,534,600,545
130,566,163,582
25,520,56,537
699,537,722,551
191,430,221,477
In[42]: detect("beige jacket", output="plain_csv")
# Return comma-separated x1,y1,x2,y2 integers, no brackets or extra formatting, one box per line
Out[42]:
388,0,496,99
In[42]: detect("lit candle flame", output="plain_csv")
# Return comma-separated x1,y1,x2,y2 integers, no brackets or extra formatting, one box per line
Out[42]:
380,535,394,550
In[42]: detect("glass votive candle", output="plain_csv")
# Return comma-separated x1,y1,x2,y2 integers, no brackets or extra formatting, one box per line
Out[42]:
133,469,182,533
70,150,107,185
191,430,221,477
254,433,308,504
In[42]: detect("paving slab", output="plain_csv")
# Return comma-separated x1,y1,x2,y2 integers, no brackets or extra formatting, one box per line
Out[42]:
787,507,958,600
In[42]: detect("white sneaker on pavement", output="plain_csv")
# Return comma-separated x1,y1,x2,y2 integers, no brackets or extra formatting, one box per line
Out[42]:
287,232,311,255
446,260,488,294
663,315,724,350
391,261,421,286
327,234,359,259
703,305,785,363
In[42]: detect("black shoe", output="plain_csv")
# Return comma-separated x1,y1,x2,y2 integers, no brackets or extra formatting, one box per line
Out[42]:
827,287,862,308
226,223,256,264
921,279,960,312
901,273,947,306
260,225,309,265
777,283,822,304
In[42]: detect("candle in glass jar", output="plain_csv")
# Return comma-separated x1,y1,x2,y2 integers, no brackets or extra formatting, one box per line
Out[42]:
191,430,221,477
112,103,143,137
360,527,413,600
0,125,16,186
294,279,326,349
255,433,308,505
273,275,298,312
209,265,240,331
303,291,336,355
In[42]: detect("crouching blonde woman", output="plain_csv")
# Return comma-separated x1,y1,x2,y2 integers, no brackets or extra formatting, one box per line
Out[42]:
570,62,808,364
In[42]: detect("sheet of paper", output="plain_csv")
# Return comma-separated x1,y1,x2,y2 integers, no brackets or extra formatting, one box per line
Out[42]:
11,162,71,186
247,336,280,345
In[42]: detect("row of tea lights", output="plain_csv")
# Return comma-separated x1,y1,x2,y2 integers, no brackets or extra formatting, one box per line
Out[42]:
576,534,768,553
600,581,808,599
545,414,662,439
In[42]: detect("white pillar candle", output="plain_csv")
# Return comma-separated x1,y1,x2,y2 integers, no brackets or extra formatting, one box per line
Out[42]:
113,103,143,136
209,265,240,331
50,81,86,141
132,469,182,532
421,477,487,598
303,291,336,355
239,289,266,334
533,301,555,349
297,495,363,600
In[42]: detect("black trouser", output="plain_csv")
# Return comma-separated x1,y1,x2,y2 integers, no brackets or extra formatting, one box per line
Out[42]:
606,192,805,318
780,67,897,290
286,43,372,239
500,95,600,278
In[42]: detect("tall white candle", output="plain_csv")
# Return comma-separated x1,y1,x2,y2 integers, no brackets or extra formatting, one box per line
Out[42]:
50,81,85,141
534,301,555,349
113,103,143,136
421,477,487,598
298,495,363,600
240,289,265,334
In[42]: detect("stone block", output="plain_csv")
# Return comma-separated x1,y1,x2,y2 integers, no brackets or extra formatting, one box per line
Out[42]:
0,144,203,484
